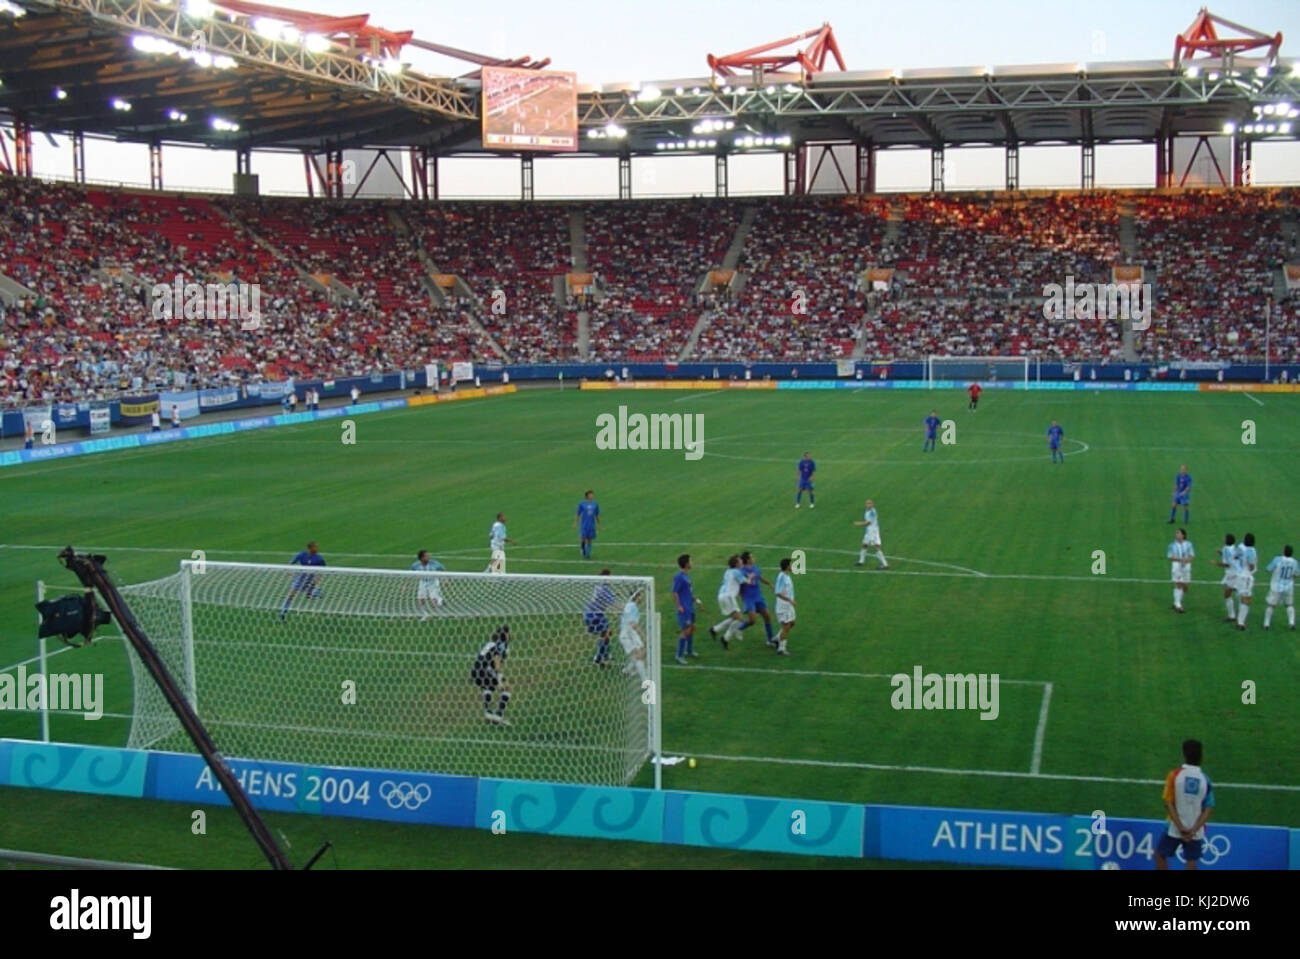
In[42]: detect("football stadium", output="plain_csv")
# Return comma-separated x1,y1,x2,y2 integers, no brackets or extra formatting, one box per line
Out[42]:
1,0,1299,896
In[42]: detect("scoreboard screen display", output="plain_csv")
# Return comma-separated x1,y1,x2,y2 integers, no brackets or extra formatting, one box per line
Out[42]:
482,67,579,152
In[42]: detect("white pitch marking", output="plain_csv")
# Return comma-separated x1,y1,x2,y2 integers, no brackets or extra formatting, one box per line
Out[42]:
0,642,81,673
1030,682,1053,775
1243,392,1264,407
666,663,1051,687
673,749,1300,792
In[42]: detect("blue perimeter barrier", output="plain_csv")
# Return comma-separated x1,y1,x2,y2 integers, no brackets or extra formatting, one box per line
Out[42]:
0,739,1291,869
0,399,408,468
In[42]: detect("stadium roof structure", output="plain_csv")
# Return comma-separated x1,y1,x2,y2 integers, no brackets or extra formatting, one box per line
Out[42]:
0,1,1297,193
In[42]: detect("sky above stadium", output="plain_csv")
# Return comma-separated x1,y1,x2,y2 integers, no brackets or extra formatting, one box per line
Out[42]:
24,0,1300,196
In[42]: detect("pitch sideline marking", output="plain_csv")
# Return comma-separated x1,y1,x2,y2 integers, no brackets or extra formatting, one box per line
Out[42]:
670,749,1300,792
1243,392,1264,407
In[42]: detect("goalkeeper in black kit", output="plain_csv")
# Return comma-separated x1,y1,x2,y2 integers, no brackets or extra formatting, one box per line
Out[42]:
471,624,512,726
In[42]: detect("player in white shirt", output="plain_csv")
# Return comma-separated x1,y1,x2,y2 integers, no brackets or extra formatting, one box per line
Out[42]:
150,410,161,432
1166,528,1193,614
1263,544,1297,630
773,557,796,656
853,499,889,569
1233,532,1257,631
485,512,513,573
1212,533,1240,623
618,590,647,680
708,555,748,650
411,549,445,620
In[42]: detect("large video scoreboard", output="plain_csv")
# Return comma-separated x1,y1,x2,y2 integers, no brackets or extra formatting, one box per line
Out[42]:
481,66,578,151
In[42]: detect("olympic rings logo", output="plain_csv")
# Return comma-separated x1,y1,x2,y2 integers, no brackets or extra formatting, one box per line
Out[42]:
379,780,432,810
1178,834,1231,866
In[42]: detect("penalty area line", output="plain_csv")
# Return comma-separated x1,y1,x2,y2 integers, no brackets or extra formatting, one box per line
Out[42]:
671,749,1300,792
1243,392,1264,407
1030,682,1053,775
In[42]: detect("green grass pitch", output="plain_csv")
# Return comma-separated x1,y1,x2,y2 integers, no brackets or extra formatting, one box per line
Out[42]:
1,386,1298,867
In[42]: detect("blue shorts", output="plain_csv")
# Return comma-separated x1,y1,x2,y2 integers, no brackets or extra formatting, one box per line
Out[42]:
676,612,695,629
584,612,609,635
798,479,814,490
742,597,767,614
925,433,937,441
1173,492,1190,506
1156,833,1202,861
1049,444,1061,452
291,574,317,592
580,527,597,540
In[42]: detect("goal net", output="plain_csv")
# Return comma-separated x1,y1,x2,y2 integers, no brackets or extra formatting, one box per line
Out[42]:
118,561,661,787
927,355,1029,387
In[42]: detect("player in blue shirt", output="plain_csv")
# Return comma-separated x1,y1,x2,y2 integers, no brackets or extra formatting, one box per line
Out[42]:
737,550,776,645
585,568,618,666
278,541,325,621
671,553,702,665
1047,420,1064,464
795,452,816,508
923,411,941,452
1169,465,1192,524
574,489,600,559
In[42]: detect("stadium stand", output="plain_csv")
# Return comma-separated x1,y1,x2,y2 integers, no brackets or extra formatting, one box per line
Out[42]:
3,180,1298,404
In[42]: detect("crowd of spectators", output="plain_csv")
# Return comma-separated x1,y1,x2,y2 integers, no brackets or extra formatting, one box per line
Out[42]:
3,181,1297,405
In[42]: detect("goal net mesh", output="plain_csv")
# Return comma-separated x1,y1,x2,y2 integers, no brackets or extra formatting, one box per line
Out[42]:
119,562,658,787
927,356,1029,384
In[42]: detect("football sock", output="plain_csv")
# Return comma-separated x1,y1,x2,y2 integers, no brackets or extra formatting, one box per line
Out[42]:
875,550,888,567
1226,598,1236,618
497,691,511,715
809,493,814,504
1264,606,1274,627
858,548,868,563
777,639,787,652
1289,606,1296,627
1169,507,1176,522
1174,587,1183,607
595,638,610,662
1184,509,1190,523
724,620,741,641
739,618,754,631
634,659,647,680
677,635,688,658
712,618,731,634
764,621,774,640
1237,604,1249,627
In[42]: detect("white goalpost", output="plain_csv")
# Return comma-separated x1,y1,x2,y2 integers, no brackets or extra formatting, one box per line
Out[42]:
117,560,663,788
926,355,1030,387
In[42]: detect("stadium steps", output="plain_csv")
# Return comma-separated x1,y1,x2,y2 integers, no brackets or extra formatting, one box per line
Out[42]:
1118,207,1138,261
720,206,757,271
568,208,589,272
449,276,511,362
0,272,38,306
678,309,717,361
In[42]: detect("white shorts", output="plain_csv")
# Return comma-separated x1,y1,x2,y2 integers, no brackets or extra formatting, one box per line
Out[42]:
862,533,881,548
1236,573,1254,598
489,549,506,573
1267,587,1293,606
619,631,643,654
717,594,739,616
776,602,796,625
1171,564,1191,585
1221,572,1240,591
417,581,443,602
